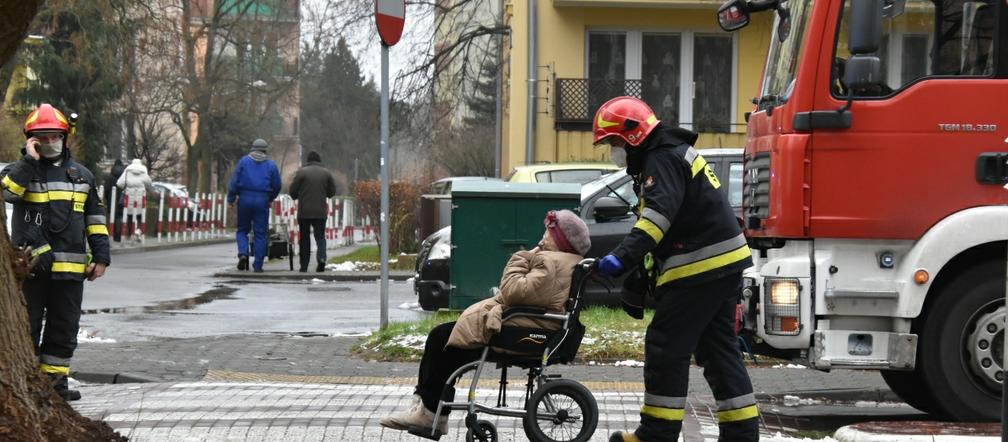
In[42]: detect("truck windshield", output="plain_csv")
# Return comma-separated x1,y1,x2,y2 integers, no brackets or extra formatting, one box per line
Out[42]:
759,0,816,109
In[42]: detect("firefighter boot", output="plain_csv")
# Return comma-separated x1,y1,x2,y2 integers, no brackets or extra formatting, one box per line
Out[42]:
51,374,81,401
609,430,643,442
237,255,249,271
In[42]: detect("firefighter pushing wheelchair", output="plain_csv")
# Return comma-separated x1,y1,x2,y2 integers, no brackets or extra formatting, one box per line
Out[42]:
410,258,601,442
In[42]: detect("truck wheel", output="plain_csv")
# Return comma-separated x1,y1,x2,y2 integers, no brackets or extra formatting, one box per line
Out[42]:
879,369,944,417
918,260,1005,421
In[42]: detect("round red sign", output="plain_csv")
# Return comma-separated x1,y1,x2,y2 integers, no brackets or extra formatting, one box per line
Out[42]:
375,0,405,46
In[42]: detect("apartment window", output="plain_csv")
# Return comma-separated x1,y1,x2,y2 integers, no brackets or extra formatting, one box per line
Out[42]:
586,29,737,133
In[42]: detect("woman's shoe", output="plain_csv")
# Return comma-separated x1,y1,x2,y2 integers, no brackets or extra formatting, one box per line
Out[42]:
379,395,447,434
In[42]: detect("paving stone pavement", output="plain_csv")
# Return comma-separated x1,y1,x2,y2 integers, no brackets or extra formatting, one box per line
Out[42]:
72,381,786,442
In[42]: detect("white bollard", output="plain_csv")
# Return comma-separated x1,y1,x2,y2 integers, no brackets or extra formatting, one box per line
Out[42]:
109,186,117,242
139,191,147,244
157,191,165,243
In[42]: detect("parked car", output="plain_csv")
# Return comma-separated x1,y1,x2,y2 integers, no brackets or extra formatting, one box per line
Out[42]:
507,162,621,184
151,181,198,213
428,176,503,195
414,149,744,310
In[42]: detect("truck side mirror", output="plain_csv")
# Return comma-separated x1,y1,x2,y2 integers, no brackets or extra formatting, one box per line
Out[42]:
844,55,883,91
849,0,883,54
593,196,632,222
718,0,751,31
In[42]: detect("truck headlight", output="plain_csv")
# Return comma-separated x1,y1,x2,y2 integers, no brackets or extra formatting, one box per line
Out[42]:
769,279,799,305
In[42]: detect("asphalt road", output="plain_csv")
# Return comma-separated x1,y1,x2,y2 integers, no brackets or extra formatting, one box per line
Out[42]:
80,242,425,342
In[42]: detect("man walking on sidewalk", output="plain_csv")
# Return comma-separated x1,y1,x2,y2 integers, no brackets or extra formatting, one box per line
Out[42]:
289,151,337,272
227,138,281,272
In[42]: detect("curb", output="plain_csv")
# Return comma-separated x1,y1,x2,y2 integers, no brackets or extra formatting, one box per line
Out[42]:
756,387,900,403
833,422,1001,441
110,237,232,255
212,270,414,281
74,371,160,384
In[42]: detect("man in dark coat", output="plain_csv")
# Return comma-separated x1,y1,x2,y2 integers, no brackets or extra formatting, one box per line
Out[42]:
289,151,337,272
104,159,125,242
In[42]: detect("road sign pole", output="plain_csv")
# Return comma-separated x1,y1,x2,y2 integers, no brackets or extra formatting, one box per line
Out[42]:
379,43,390,330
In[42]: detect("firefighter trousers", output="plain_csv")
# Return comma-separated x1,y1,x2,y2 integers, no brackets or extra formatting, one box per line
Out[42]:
23,278,84,377
636,272,759,442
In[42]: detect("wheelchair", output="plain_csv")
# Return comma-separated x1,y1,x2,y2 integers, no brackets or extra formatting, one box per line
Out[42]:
410,258,600,442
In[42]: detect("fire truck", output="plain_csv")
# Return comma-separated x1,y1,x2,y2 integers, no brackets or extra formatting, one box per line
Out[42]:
716,0,1007,421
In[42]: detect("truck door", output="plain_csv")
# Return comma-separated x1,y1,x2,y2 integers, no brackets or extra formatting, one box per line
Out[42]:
806,0,1008,240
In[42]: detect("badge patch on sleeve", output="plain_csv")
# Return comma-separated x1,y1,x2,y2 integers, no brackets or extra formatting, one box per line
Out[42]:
73,201,85,212
644,176,655,189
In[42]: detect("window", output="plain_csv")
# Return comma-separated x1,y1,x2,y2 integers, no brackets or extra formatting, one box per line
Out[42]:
586,29,737,132
536,169,607,184
833,0,997,97
607,179,639,208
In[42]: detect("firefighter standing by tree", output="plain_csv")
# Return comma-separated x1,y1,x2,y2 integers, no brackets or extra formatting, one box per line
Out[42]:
593,97,758,442
0,104,111,401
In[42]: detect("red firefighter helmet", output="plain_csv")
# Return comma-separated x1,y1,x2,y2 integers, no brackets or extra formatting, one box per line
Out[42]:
23,104,70,137
592,96,660,147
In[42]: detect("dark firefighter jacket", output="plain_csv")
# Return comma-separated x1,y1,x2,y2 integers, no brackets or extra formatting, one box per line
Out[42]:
1,149,111,281
612,124,752,288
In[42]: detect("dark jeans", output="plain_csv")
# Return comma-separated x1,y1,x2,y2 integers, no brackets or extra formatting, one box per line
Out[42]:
23,278,84,368
298,218,326,270
415,322,482,412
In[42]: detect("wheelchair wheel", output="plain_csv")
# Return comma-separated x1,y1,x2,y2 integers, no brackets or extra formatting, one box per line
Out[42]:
523,379,598,442
465,419,498,442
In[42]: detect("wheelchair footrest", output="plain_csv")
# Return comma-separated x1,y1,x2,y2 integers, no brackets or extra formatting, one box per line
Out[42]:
407,427,444,441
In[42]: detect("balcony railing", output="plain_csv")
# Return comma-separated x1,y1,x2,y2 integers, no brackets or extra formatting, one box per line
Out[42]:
554,78,643,130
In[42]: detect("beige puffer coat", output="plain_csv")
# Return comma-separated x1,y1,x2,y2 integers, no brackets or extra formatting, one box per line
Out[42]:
446,248,582,350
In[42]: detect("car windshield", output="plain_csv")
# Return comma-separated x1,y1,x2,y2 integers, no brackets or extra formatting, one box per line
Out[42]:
580,169,628,200
759,0,816,109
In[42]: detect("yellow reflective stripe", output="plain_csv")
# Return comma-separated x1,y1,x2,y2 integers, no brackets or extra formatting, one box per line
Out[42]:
1,175,26,196
597,114,620,128
634,218,664,243
31,244,51,257
718,405,759,422
657,245,752,285
87,224,109,236
640,404,685,421
690,155,708,177
40,363,70,376
51,262,87,273
23,191,88,203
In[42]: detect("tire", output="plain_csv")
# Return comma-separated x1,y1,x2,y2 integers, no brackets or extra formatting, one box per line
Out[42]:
879,369,945,417
465,420,497,442
918,260,1005,421
523,379,599,442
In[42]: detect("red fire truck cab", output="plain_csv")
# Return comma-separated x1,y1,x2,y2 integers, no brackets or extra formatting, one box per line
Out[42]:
718,0,1008,421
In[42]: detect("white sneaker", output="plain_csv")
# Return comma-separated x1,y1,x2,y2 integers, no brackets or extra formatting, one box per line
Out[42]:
379,395,448,434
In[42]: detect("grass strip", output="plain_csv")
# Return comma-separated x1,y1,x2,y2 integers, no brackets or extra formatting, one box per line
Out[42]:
328,245,417,271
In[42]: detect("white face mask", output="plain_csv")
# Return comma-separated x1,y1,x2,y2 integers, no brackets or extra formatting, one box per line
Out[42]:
610,145,627,168
40,141,63,159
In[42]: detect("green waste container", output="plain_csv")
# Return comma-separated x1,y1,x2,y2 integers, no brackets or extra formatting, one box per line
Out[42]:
449,181,581,310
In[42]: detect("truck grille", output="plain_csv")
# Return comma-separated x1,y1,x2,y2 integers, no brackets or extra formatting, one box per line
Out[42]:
744,152,771,225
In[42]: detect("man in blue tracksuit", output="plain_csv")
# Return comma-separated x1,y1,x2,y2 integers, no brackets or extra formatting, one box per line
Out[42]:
227,138,281,272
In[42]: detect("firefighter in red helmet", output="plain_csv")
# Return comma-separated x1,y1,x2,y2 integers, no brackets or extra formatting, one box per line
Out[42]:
1,104,111,401
594,97,758,442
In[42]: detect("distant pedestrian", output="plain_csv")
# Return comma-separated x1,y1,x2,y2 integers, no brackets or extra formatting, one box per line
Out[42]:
227,138,281,272
104,159,125,242
1,103,111,401
289,151,337,272
116,158,156,238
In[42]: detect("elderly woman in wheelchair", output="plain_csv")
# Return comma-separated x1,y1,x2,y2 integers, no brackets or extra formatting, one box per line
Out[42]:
380,209,600,441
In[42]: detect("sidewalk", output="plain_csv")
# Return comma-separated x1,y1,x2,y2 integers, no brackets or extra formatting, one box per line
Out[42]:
71,334,902,441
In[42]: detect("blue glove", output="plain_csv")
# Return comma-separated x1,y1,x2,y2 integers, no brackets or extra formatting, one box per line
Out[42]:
598,254,625,278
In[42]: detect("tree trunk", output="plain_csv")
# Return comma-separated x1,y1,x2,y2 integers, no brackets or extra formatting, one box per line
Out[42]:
0,204,126,440
0,4,126,437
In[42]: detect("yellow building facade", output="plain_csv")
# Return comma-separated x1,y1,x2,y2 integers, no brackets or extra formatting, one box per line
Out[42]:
501,0,773,175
